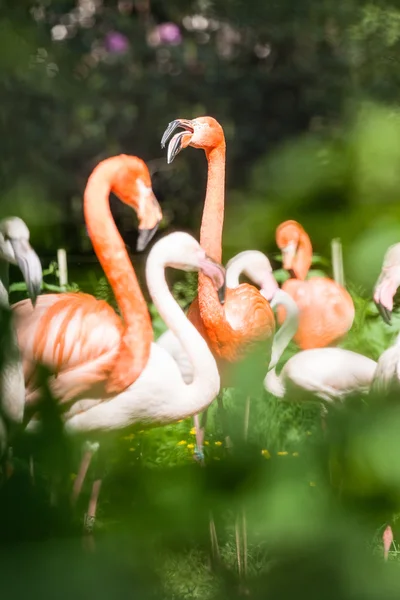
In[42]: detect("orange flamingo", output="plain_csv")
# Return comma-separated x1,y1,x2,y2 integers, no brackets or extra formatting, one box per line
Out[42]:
161,117,276,386
275,220,355,349
13,154,162,408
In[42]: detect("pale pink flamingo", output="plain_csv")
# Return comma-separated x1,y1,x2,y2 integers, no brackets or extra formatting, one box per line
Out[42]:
371,242,400,559
26,231,226,531
0,217,42,470
265,289,377,407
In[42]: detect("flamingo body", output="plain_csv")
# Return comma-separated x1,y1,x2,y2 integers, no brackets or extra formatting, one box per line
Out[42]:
370,335,400,396
265,290,376,403
14,293,123,405
276,220,355,349
12,155,162,405
188,284,275,363
267,347,377,403
280,277,355,349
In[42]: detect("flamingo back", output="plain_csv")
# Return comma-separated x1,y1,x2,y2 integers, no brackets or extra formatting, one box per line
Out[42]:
187,283,275,388
13,293,123,403
283,348,377,402
280,277,355,349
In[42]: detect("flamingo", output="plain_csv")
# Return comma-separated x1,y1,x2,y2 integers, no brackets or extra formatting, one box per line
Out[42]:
11,155,162,503
275,220,355,349
160,117,276,388
0,217,42,469
157,250,278,455
26,231,226,531
13,154,162,409
371,243,400,560
264,289,377,406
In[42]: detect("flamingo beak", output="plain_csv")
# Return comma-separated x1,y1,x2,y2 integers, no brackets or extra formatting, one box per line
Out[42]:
137,224,160,252
11,239,42,306
373,275,397,326
199,255,226,305
376,301,392,326
161,119,194,164
136,185,163,252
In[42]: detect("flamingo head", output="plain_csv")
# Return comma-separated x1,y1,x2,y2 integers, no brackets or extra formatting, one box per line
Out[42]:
373,243,400,325
226,250,279,302
159,232,226,304
161,116,225,163
0,217,42,305
275,220,313,280
110,155,163,252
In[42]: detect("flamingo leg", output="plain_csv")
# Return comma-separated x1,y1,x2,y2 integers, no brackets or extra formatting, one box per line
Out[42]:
235,396,251,581
193,409,220,567
193,411,208,463
84,479,102,534
71,445,96,506
383,525,394,561
217,395,232,451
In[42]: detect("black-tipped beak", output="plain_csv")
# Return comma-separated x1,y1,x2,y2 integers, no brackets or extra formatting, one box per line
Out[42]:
11,239,42,306
375,300,392,326
217,280,226,305
137,222,160,252
161,119,194,164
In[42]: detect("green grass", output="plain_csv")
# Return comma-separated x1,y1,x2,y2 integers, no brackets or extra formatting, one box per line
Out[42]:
4,258,400,599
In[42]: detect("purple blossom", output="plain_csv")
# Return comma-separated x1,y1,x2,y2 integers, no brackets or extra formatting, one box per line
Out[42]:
105,31,129,54
156,22,182,45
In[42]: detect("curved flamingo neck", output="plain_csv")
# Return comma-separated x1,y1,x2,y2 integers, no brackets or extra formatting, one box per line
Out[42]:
84,164,152,393
146,245,220,419
293,231,313,280
198,143,226,316
0,261,9,307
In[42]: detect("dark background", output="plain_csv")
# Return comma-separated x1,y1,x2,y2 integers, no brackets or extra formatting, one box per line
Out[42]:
3,0,400,292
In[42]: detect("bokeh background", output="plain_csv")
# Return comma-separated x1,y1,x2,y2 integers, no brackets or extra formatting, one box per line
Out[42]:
4,0,400,290
4,1,400,599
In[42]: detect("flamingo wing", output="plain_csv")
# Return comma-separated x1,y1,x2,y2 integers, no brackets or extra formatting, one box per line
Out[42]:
13,293,123,404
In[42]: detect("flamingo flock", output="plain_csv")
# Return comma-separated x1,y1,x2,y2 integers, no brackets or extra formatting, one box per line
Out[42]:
0,115,399,562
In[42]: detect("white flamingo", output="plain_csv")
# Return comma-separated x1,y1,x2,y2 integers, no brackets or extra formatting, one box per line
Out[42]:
0,217,42,466
26,231,225,528
265,289,377,406
156,250,279,457
371,243,400,560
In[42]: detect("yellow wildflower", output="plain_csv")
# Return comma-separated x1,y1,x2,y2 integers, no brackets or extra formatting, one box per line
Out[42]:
177,420,183,423
123,433,135,441
129,447,135,452
177,440,187,446
277,451,288,456
309,481,316,487
189,427,196,435
261,449,271,459
292,452,299,457
187,443,195,450
204,441,209,446
214,441,222,446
